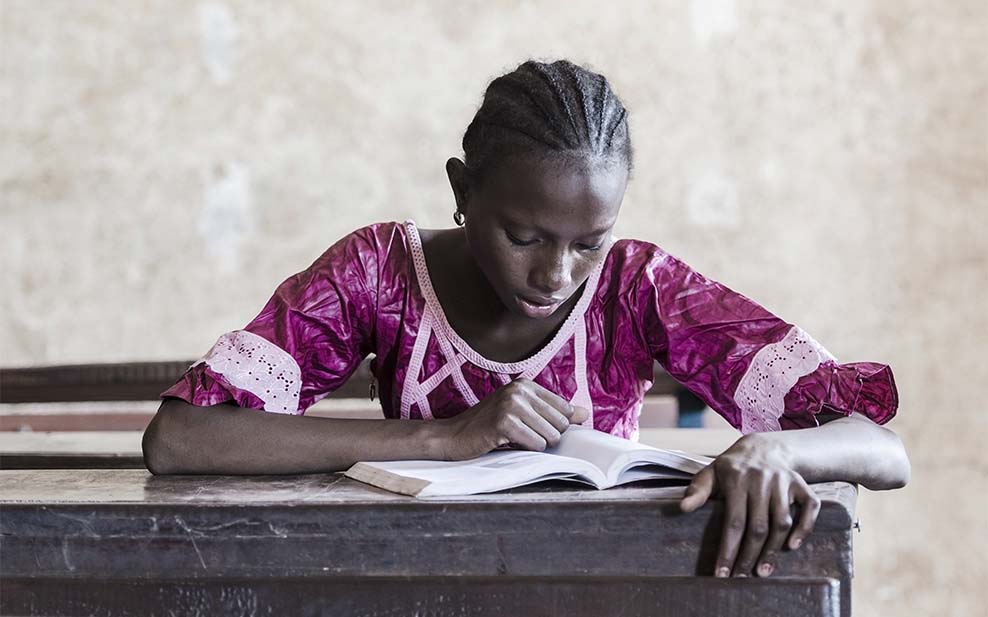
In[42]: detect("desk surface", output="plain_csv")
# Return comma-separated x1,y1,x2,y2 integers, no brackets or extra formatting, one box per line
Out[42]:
0,467,852,507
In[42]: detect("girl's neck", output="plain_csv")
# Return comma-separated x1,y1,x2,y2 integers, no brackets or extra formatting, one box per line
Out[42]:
418,226,578,363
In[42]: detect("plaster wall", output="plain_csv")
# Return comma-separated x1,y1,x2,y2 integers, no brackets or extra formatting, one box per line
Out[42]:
2,2,985,614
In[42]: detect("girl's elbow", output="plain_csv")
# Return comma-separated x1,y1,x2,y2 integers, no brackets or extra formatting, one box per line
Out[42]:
142,400,190,475
866,429,911,490
142,414,175,475
888,439,911,489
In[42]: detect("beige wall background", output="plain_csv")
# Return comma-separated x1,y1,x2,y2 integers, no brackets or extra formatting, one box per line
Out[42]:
2,1,985,614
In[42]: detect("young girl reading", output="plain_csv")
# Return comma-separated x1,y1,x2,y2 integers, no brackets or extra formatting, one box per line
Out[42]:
143,59,910,579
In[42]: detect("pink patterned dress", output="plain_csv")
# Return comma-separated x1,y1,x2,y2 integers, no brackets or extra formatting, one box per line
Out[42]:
162,220,898,440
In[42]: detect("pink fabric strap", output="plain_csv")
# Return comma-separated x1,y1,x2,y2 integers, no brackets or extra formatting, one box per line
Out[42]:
400,219,602,422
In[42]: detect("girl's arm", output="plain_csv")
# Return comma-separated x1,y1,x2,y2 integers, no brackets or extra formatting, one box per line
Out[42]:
144,378,589,474
748,411,910,489
628,242,905,578
148,224,394,474
679,412,910,578
143,398,447,475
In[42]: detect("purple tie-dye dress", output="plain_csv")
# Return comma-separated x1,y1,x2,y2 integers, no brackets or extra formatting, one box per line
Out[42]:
162,220,898,440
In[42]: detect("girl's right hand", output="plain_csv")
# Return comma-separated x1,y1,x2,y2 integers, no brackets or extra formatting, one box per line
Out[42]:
437,378,590,461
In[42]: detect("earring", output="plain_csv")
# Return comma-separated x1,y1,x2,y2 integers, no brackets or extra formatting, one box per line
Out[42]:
453,210,465,226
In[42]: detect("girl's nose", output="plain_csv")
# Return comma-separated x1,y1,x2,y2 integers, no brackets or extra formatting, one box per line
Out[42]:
529,250,571,296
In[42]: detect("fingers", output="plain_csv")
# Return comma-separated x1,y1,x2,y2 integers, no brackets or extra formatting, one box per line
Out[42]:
680,465,715,513
517,399,565,449
526,393,575,436
496,413,550,452
754,479,793,577
570,405,591,425
714,482,747,578
731,476,772,577
527,380,587,424
787,480,821,550
490,380,592,453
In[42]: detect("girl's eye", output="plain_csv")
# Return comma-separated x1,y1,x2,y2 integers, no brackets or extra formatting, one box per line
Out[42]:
579,243,602,252
505,230,537,246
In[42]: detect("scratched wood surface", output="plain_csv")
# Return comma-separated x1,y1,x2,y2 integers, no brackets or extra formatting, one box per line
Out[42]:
0,469,857,616
2,576,841,617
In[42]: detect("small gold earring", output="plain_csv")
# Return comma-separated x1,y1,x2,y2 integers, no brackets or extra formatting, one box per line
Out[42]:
453,210,465,226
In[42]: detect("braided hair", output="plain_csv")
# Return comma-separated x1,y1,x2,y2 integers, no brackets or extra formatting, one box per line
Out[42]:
462,59,633,184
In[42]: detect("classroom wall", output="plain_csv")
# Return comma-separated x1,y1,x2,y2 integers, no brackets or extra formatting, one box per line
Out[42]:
2,1,985,614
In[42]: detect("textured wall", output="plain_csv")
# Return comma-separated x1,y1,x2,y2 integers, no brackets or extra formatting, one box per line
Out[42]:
1,1,985,614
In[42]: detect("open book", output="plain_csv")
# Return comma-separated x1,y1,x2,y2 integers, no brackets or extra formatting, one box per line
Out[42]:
344,425,713,498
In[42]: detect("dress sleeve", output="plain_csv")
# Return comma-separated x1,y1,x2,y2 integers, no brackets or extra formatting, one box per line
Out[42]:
160,225,381,415
633,247,898,433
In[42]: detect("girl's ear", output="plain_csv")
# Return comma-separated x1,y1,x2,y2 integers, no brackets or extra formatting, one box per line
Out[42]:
445,157,472,215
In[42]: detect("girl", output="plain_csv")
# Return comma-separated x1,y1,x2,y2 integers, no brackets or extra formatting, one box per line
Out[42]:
143,59,910,579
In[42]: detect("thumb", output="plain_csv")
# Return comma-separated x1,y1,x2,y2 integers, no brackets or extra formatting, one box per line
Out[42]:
570,405,590,425
680,465,716,513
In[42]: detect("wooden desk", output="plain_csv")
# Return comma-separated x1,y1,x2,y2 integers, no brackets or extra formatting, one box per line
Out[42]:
0,470,857,616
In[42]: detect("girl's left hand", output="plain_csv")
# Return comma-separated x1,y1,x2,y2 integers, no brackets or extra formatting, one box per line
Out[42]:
679,433,821,578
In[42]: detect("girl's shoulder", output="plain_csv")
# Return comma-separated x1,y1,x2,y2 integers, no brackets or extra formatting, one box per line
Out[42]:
336,220,410,249
596,236,689,298
299,221,413,298
314,221,413,266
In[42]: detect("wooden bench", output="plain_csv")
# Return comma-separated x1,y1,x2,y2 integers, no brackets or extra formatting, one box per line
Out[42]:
0,428,742,470
0,358,698,433
0,358,691,404
0,469,855,617
0,357,732,470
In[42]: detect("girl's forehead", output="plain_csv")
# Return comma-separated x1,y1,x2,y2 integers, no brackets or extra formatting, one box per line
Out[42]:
480,155,627,229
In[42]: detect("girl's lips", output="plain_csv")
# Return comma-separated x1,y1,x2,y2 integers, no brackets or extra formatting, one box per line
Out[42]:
516,295,562,318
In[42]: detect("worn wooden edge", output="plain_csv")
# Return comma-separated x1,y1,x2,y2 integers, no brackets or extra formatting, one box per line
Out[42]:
1,576,842,617
0,468,855,523
0,453,147,469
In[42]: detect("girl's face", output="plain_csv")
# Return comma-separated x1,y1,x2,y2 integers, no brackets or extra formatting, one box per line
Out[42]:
447,154,628,321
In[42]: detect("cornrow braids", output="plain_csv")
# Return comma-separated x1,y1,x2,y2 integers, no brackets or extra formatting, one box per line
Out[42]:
462,59,633,183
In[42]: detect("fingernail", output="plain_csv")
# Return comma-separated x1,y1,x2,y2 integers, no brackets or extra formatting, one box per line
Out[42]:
736,573,748,578
758,563,773,577
791,538,802,549
716,567,730,577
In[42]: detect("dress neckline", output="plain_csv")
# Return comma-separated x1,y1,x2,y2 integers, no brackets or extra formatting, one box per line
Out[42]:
403,219,608,374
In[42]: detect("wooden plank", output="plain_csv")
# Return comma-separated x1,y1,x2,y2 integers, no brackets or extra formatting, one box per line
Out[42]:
1,576,841,617
0,431,145,469
0,396,677,433
0,359,689,403
0,359,375,402
0,428,737,469
0,429,737,458
0,400,387,432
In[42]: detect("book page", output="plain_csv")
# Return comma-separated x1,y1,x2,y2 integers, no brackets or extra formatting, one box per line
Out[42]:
548,426,713,486
345,449,607,497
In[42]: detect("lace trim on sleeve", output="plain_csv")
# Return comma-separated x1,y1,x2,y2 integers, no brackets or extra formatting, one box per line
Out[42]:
734,325,837,433
195,330,302,415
